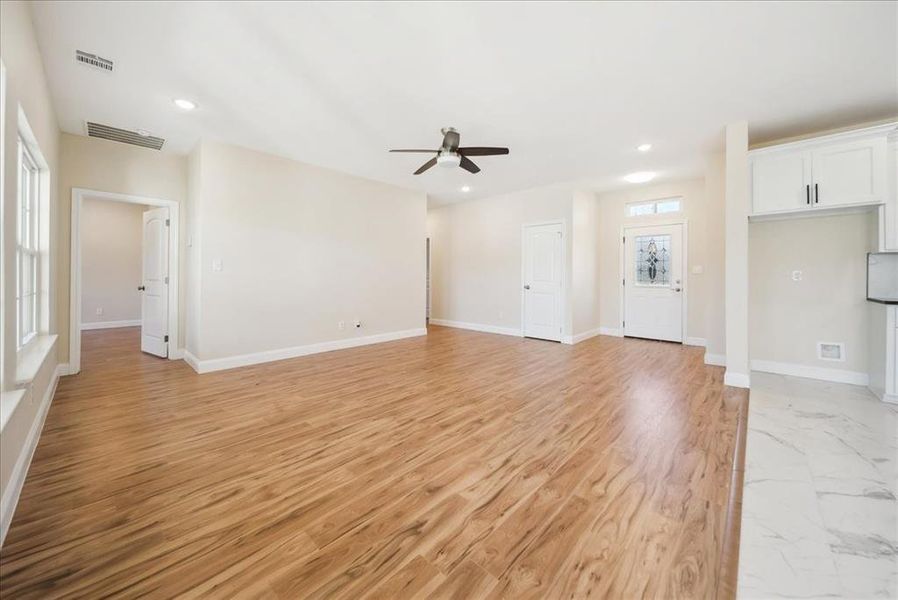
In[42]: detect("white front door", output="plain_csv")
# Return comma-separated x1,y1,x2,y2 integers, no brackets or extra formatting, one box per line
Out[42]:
523,223,563,342
623,224,683,342
141,207,169,357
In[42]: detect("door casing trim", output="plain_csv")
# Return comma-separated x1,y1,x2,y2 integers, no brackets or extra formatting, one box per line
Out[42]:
70,188,180,374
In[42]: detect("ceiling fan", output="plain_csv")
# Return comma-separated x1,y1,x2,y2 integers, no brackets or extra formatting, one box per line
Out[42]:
390,127,509,175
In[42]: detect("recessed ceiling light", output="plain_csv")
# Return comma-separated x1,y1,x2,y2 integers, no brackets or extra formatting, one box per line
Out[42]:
173,98,197,111
637,143,652,152
461,185,471,192
623,171,656,184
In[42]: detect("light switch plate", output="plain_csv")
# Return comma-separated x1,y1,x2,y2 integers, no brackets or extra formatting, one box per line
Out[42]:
212,259,223,272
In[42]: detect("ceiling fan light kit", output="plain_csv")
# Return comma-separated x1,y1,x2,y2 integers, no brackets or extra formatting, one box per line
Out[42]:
437,153,461,168
390,127,509,175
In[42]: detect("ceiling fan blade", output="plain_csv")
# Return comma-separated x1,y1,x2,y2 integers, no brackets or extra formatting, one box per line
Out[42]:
458,147,510,156
442,130,460,151
414,156,438,175
390,149,437,153
459,155,481,174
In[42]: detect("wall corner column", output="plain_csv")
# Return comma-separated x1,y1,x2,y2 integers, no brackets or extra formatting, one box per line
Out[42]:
724,121,750,389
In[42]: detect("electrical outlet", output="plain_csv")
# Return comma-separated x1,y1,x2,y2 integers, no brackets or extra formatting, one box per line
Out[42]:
791,270,802,281
338,321,345,331
498,310,504,320
212,259,223,272
96,307,103,316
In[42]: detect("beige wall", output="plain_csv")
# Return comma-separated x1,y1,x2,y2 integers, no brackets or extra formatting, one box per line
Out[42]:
572,190,600,336
596,178,715,343
187,140,427,362
427,185,574,337
1,0,60,535
57,133,187,358
749,212,876,374
185,144,203,355
703,153,727,360
80,198,145,324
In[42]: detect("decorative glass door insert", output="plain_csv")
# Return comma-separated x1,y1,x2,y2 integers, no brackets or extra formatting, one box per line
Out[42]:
634,234,671,286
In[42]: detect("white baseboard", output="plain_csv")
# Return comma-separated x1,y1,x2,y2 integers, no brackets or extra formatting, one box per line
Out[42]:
869,385,898,404
80,319,140,331
183,350,201,373
429,319,522,338
1,363,65,547
186,328,428,374
750,359,869,386
56,362,77,376
685,337,707,347
705,353,726,367
168,348,185,360
598,326,623,337
571,328,601,344
724,370,751,389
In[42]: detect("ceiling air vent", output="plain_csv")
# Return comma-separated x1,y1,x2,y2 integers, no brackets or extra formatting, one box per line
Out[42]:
75,50,114,72
86,122,165,150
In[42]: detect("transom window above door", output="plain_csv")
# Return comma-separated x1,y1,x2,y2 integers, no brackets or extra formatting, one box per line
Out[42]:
627,197,682,217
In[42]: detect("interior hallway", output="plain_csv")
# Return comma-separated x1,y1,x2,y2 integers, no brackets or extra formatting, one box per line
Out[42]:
0,326,746,599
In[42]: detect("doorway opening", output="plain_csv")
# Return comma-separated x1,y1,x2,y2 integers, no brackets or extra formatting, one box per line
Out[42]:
70,188,180,374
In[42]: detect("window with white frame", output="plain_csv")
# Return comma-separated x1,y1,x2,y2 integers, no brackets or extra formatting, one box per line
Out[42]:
627,197,682,217
17,136,40,349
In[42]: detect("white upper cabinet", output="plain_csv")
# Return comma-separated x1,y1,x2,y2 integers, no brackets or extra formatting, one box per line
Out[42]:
750,125,893,217
811,137,886,208
751,151,811,214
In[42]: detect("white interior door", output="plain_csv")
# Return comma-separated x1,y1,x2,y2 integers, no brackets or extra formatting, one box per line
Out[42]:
523,223,563,341
623,224,683,342
141,207,169,357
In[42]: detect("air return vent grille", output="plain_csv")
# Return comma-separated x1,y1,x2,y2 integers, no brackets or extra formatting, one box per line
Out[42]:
75,50,113,72
86,122,165,150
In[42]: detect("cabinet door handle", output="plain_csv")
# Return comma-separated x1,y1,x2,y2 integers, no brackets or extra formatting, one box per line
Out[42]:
815,183,819,204
806,184,810,205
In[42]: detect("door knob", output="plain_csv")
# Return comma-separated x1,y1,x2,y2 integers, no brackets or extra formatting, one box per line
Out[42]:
523,285,531,290
674,287,681,292
137,285,146,291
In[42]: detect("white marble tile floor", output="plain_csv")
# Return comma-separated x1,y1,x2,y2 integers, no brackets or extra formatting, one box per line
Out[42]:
738,372,898,599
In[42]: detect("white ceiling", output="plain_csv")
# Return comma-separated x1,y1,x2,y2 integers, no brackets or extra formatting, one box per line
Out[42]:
30,1,897,204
